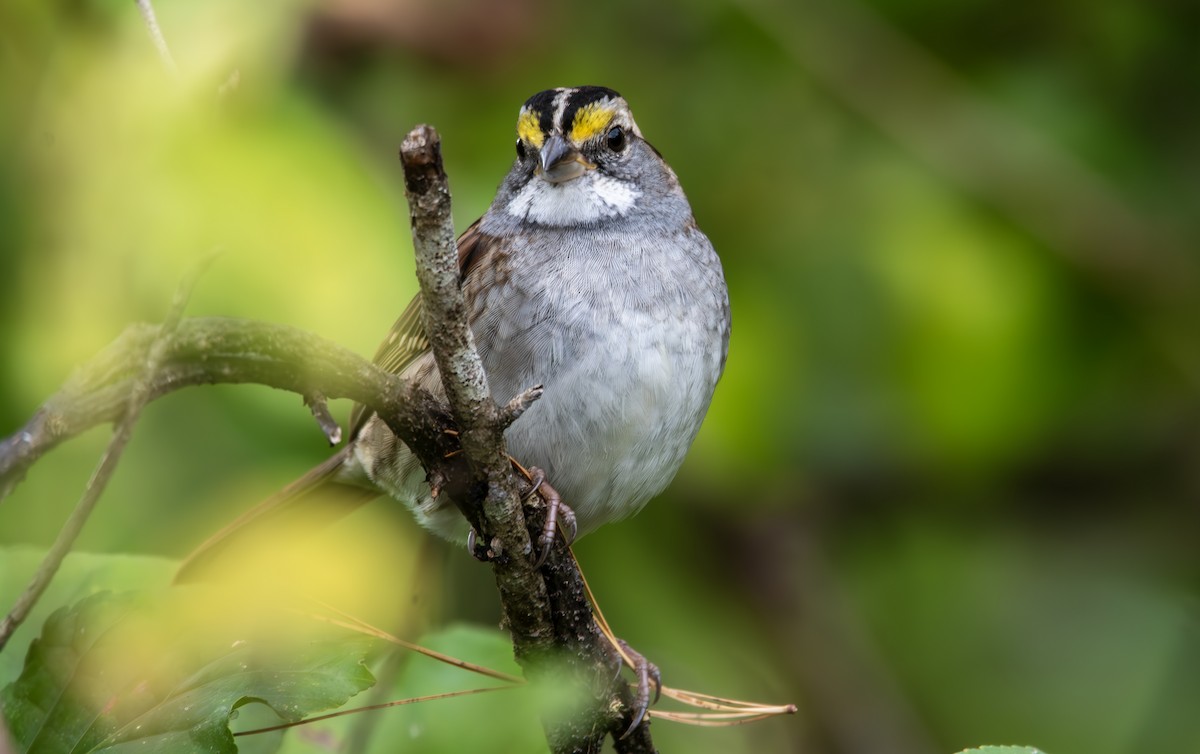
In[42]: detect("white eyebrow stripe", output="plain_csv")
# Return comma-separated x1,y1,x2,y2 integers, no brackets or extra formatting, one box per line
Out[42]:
552,88,574,133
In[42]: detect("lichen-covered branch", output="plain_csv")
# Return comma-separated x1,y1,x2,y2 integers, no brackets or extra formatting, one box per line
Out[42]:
0,318,449,504
399,126,652,753
400,125,555,657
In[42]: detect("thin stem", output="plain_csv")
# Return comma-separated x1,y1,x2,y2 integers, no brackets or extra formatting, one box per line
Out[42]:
134,0,179,75
0,256,208,650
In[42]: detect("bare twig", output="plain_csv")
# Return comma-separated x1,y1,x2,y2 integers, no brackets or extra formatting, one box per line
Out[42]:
400,125,553,647
134,0,178,75
399,126,646,753
0,256,208,650
304,392,343,445
498,384,546,428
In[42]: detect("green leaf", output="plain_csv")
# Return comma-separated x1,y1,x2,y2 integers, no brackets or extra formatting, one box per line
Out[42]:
0,546,178,686
363,624,543,754
2,589,376,754
277,623,541,754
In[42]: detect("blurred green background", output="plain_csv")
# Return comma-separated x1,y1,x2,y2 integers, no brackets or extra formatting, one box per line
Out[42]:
2,0,1199,752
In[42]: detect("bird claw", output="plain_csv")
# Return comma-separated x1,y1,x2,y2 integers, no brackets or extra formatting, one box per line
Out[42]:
468,462,575,567
525,466,576,568
616,638,661,738
466,528,502,561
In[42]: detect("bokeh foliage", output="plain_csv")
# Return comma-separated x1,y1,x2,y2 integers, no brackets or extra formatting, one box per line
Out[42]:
2,0,1198,752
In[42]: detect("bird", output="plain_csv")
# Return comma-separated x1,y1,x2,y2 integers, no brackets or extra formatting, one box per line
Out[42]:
179,85,730,575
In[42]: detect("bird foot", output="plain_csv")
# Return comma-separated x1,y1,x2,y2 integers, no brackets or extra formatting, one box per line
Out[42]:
464,463,575,566
523,465,578,567
615,638,662,738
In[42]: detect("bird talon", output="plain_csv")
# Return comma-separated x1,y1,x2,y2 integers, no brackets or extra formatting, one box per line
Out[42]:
561,504,578,546
523,466,546,501
467,528,496,562
616,638,660,737
620,704,647,739
534,530,555,569
524,466,574,568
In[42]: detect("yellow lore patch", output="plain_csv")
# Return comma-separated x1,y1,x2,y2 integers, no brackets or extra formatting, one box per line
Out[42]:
570,103,616,143
516,110,545,148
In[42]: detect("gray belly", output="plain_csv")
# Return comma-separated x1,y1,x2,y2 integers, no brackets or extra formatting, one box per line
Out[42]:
353,227,729,542
495,315,714,534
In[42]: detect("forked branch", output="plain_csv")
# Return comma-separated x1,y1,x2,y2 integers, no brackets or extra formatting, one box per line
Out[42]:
0,130,654,753
398,126,652,753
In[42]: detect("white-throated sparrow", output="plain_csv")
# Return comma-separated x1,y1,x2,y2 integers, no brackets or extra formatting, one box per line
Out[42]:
184,86,729,567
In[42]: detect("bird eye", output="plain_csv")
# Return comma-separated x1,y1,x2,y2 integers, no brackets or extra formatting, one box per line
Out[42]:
606,126,626,152
516,139,527,160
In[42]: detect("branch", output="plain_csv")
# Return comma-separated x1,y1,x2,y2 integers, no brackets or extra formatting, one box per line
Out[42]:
400,126,550,649
0,318,451,504
0,131,654,752
0,257,207,650
0,312,468,649
399,127,653,752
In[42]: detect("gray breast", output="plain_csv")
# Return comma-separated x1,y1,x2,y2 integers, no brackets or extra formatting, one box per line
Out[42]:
469,222,729,533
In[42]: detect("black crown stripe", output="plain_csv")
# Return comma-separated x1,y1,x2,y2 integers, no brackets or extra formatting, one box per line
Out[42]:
560,86,622,134
522,88,561,137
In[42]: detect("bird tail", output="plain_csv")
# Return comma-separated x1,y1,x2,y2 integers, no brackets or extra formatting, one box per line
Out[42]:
173,445,379,583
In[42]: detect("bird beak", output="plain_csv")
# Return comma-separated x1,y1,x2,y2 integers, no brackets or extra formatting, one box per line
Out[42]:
537,133,593,184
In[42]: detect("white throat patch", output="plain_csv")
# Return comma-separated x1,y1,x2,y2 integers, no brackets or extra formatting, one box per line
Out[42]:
506,173,640,226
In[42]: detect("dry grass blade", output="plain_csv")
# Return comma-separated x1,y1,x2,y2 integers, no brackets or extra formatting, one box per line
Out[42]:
648,688,796,727
650,711,783,726
568,547,796,727
233,686,513,736
569,547,632,666
660,686,796,713
300,597,525,684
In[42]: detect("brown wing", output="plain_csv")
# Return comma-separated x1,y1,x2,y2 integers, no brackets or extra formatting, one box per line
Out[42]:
347,220,493,438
